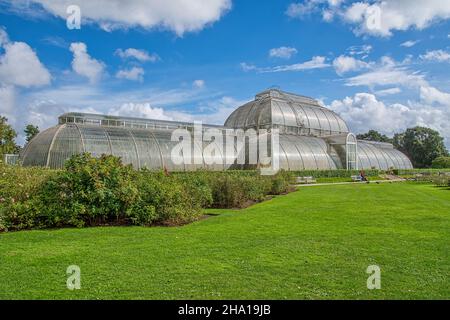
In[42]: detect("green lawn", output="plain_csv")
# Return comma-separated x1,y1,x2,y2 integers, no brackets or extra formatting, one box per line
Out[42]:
315,176,386,183
0,183,449,300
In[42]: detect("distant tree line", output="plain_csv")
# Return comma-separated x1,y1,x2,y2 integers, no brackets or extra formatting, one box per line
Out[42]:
357,127,449,168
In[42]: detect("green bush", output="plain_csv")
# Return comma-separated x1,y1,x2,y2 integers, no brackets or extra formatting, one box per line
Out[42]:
0,154,208,231
396,168,450,176
431,156,450,169
36,154,141,228
133,171,206,225
0,156,297,231
208,174,267,208
0,164,55,231
269,170,295,195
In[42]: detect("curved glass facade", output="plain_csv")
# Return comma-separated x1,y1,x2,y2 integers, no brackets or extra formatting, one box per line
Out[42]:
224,89,349,136
357,141,413,170
20,89,413,171
21,124,342,170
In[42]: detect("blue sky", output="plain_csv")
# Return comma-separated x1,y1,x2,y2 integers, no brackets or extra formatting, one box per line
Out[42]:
0,0,449,147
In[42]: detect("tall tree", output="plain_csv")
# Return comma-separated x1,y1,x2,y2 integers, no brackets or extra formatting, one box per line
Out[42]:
0,116,19,155
24,124,39,143
393,126,449,168
357,130,392,143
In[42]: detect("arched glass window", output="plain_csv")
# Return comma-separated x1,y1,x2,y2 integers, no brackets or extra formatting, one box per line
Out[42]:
346,133,358,170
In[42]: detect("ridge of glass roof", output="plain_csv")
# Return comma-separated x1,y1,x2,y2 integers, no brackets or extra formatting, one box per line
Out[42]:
58,112,224,129
255,89,318,105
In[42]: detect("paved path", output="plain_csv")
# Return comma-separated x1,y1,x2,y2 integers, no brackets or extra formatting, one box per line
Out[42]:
295,179,406,187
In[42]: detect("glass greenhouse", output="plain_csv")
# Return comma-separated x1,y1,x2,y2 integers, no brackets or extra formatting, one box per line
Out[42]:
20,89,413,171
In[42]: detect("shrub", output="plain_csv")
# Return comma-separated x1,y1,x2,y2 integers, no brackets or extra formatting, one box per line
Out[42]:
431,156,450,169
0,154,208,231
172,171,213,209
37,153,141,228
0,164,54,231
269,170,295,195
133,171,205,225
207,173,270,208
0,156,297,231
38,154,206,227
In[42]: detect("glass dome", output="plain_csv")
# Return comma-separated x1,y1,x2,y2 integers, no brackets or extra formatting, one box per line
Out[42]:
225,89,349,136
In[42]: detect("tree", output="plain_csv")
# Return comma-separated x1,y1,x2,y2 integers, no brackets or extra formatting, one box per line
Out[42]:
24,124,39,143
357,130,392,143
0,116,19,155
393,126,449,168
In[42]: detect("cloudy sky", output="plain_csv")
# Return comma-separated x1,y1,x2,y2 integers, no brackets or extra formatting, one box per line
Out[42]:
0,0,449,147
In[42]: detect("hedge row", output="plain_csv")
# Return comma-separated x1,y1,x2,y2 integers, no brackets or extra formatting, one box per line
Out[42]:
394,168,450,176
291,169,381,178
0,154,295,232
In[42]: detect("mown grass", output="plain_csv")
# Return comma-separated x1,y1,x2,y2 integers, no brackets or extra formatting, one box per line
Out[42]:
0,183,449,300
315,176,386,183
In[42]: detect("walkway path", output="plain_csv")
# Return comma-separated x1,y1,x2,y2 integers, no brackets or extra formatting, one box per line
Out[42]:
295,179,406,188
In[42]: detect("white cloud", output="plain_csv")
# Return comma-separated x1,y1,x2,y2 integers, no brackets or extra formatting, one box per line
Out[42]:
420,86,450,105
8,83,231,144
115,67,144,82
0,32,51,88
269,46,298,59
69,42,105,83
346,68,426,89
330,93,411,135
401,40,420,48
346,45,372,59
286,2,315,18
344,56,427,89
0,85,16,124
110,102,173,121
115,48,159,62
108,95,242,125
322,10,334,22
193,80,205,89
21,0,231,36
329,92,450,146
286,0,343,18
241,56,330,73
194,96,245,125
240,62,258,72
342,0,450,37
0,28,9,47
287,1,450,37
375,87,402,96
333,55,369,75
420,50,450,63
262,56,330,73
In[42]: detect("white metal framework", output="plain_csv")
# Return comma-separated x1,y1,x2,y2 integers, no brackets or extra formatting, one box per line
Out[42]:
20,89,413,171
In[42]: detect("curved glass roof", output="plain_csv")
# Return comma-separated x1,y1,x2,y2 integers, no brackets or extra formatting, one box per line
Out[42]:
21,124,344,170
20,89,413,171
358,141,413,170
225,89,349,136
